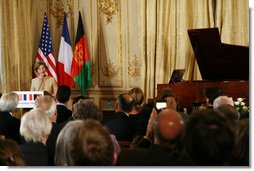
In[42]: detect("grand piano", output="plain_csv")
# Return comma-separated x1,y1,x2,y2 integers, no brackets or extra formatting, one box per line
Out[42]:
157,27,249,111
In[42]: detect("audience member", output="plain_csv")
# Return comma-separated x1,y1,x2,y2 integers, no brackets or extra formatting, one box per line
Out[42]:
183,109,235,166
19,108,52,166
117,109,190,166
72,99,103,122
131,102,154,137
229,119,249,166
213,95,234,109
55,119,115,166
54,120,83,166
72,99,120,155
0,92,21,143
56,85,72,124
0,138,26,166
128,87,145,136
34,95,61,166
160,87,188,122
129,87,144,115
34,95,57,123
215,104,240,128
205,87,224,108
74,119,115,165
104,93,137,141
30,61,58,96
72,95,90,106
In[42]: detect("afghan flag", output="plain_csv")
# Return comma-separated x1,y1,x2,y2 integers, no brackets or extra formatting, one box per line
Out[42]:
71,12,92,95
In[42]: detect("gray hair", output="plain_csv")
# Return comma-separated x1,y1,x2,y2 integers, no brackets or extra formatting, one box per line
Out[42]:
0,92,19,112
213,96,234,109
55,120,83,166
34,95,56,117
20,108,52,143
72,99,103,122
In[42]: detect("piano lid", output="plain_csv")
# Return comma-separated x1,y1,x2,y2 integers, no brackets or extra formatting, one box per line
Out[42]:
188,27,249,80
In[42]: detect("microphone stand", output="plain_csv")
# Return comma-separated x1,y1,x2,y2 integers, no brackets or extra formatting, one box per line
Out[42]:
37,75,46,91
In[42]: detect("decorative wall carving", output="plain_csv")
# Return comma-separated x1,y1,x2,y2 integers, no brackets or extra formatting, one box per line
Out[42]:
100,59,120,79
49,0,73,27
128,55,141,79
98,0,118,24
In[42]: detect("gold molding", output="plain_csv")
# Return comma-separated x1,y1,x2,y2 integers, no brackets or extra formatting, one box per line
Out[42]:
100,59,120,79
98,0,118,24
49,0,73,27
128,55,141,79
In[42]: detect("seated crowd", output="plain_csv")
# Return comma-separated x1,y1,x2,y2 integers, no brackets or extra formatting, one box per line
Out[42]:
0,86,249,166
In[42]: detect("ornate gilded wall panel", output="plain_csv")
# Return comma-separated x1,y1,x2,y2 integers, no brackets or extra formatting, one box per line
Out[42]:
98,0,123,87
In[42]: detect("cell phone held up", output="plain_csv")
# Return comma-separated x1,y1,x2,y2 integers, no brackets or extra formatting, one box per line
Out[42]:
154,100,167,112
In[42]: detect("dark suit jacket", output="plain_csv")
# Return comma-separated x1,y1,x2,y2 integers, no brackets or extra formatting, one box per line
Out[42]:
56,104,72,124
0,111,21,143
117,144,193,166
20,141,48,166
104,112,137,141
46,122,66,166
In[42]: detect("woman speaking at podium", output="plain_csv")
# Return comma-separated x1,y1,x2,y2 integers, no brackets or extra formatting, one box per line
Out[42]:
30,61,58,96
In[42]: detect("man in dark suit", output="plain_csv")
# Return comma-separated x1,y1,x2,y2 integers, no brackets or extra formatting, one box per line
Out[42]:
205,87,224,109
104,93,137,141
56,85,72,124
117,109,191,166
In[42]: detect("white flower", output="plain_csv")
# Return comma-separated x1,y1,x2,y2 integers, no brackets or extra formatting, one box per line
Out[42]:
234,101,240,105
240,102,245,106
237,98,244,102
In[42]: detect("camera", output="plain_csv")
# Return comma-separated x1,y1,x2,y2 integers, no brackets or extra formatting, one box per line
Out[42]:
155,100,167,112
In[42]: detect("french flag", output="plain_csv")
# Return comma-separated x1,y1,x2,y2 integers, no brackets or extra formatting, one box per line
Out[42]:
57,13,75,88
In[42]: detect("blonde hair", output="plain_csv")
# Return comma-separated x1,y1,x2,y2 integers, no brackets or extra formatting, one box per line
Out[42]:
20,108,52,143
34,95,56,117
129,87,144,111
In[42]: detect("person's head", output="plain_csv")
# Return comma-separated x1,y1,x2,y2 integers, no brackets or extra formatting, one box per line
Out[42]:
72,95,90,106
115,93,135,113
215,104,240,128
0,92,19,112
72,119,114,165
55,120,83,166
34,95,57,122
230,119,249,165
34,61,47,75
184,109,235,165
0,139,26,166
129,87,144,111
213,96,234,109
153,109,184,146
160,88,178,110
160,87,176,99
56,85,71,103
205,87,224,106
20,108,52,144
72,99,103,122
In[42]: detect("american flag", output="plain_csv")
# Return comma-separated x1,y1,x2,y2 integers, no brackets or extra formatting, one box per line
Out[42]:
35,13,57,82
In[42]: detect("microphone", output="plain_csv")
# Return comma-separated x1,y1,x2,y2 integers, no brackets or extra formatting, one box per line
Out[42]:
38,74,46,91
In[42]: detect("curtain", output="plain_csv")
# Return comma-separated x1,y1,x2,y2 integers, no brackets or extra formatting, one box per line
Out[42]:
215,0,249,46
138,0,215,98
0,0,36,93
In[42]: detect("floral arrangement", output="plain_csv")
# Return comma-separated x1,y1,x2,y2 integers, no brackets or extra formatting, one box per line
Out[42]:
234,98,249,119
